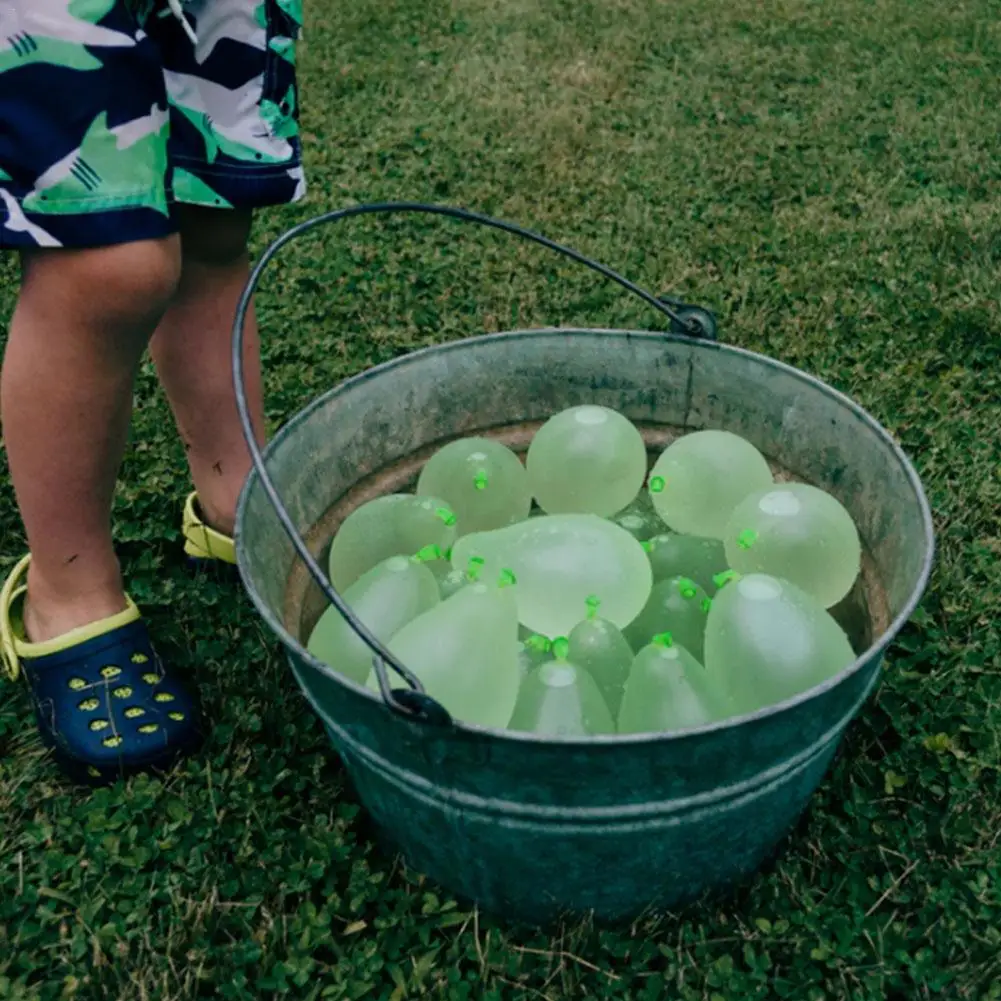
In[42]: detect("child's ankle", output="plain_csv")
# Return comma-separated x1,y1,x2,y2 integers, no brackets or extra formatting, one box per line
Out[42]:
24,565,129,645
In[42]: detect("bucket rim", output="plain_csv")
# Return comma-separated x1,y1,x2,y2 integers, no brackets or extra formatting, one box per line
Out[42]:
235,326,935,745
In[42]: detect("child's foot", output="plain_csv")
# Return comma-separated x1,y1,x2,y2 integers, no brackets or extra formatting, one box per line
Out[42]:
1,555,201,785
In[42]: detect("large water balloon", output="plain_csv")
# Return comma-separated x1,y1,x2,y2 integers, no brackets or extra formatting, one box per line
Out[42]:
526,406,647,516
623,575,710,659
566,596,634,716
329,494,457,591
617,633,729,734
643,532,728,594
704,573,855,714
307,556,439,685
380,581,521,729
451,514,653,637
648,431,773,539
508,638,615,737
724,483,862,607
417,436,532,536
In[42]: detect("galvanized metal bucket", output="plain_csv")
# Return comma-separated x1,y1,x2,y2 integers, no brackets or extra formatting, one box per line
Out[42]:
232,204,934,924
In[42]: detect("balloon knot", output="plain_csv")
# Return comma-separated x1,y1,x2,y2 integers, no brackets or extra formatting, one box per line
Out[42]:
436,507,457,527
525,634,551,653
412,544,443,563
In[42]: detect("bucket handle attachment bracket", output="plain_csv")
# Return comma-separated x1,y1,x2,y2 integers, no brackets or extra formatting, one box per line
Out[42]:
232,201,716,727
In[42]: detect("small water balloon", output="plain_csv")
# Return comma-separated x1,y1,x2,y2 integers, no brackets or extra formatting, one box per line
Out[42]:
516,633,552,677
724,483,862,607
329,494,457,591
308,555,439,685
704,572,855,714
643,532,728,594
508,636,615,737
648,431,773,539
623,575,710,659
527,405,647,516
379,582,521,729
566,596,634,716
617,632,730,734
417,436,532,536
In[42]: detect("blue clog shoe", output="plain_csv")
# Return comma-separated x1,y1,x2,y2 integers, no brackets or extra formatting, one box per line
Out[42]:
1,556,201,784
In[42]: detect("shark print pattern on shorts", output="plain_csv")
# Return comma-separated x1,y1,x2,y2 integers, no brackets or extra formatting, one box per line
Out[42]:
0,0,304,249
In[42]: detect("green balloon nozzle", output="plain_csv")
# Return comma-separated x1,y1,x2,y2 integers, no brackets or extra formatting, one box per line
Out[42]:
737,528,758,550
436,506,457,527
648,475,666,494
713,569,741,589
443,547,453,561
641,539,654,553
525,633,552,654
473,469,489,491
585,594,601,619
467,556,486,581
677,577,698,600
552,636,570,661
701,597,713,614
498,568,517,588
412,544,443,563
652,632,674,648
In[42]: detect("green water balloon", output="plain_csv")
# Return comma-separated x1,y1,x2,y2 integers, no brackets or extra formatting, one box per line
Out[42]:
429,554,491,600
617,633,731,734
438,567,471,599
526,405,647,516
566,596,634,716
328,493,457,592
609,492,662,542
648,430,773,539
307,555,440,685
643,532,728,594
516,633,552,678
508,637,615,737
417,436,532,536
623,575,710,659
377,581,521,729
451,514,653,637
724,483,862,607
704,573,856,714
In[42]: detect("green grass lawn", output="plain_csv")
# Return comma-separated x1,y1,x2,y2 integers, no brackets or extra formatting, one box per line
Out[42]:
2,0,1001,997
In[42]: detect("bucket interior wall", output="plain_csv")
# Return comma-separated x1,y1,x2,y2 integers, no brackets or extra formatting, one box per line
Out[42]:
237,329,931,921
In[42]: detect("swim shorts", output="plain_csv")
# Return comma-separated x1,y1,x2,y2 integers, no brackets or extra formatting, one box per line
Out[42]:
0,0,304,249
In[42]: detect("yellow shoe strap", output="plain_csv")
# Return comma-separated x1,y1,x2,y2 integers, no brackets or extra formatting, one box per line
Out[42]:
182,492,236,565
0,555,31,681
1,554,141,681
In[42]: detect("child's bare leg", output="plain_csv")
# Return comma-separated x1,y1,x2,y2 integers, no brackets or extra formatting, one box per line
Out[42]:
150,206,265,537
2,238,182,641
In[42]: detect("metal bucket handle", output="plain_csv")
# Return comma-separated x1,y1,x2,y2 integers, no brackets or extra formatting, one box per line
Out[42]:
232,201,718,726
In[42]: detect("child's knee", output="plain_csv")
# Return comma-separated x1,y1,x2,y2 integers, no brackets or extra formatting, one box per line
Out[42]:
22,236,182,334
178,207,253,267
